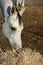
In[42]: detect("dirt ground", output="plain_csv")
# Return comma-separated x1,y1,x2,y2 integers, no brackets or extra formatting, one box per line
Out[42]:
0,3,43,56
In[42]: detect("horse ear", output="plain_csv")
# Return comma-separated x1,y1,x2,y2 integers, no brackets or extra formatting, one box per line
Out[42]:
16,0,26,16
19,6,26,16
21,0,25,7
16,0,25,7
21,0,26,15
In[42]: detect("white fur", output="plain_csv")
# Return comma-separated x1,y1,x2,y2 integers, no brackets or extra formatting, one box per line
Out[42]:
2,13,23,49
0,0,25,49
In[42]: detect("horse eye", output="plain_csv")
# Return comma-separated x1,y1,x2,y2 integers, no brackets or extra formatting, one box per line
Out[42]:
11,27,16,31
11,6,15,14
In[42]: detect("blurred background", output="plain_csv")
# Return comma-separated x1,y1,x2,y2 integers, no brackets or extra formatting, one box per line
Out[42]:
25,0,43,4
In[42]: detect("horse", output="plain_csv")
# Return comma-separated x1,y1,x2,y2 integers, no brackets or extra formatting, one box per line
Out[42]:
0,0,26,49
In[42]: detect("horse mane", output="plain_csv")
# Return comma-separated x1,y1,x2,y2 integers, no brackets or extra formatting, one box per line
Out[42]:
16,8,22,25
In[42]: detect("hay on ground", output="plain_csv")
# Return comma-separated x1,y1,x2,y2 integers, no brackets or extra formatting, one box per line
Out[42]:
0,48,43,65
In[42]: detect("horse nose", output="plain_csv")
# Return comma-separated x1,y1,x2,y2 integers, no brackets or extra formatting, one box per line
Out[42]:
13,42,22,49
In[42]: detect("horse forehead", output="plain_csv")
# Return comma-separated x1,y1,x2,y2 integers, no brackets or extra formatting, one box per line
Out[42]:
10,19,19,27
9,18,22,29
10,14,17,21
